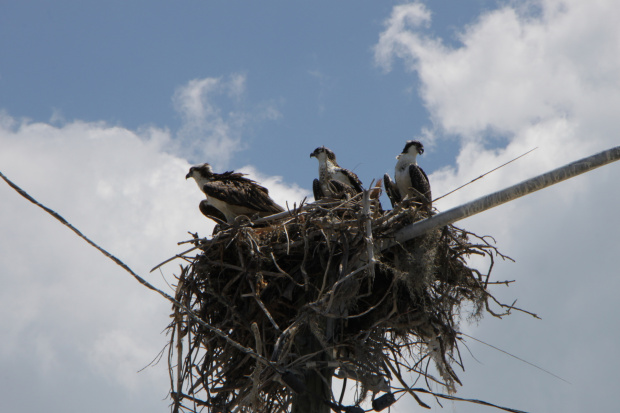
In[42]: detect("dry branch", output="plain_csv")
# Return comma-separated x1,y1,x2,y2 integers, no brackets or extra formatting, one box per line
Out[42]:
164,195,518,412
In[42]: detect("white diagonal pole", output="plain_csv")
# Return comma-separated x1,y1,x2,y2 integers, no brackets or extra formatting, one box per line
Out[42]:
384,145,620,249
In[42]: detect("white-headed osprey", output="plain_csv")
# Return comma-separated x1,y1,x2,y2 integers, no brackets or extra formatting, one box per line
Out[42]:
384,140,432,210
310,146,364,201
186,163,284,223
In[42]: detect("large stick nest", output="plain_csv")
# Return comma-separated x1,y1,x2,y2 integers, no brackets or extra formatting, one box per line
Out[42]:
164,194,514,412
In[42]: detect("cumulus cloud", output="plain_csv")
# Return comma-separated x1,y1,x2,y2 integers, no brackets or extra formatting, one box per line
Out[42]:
375,0,620,203
375,1,620,412
171,74,281,168
0,116,191,411
374,2,433,73
375,0,620,148
238,165,310,209
0,103,301,411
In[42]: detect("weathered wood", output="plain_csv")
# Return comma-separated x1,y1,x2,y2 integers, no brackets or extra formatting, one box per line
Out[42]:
384,145,620,248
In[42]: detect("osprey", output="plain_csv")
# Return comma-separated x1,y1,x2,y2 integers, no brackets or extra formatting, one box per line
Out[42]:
384,140,432,209
186,163,284,223
310,146,364,201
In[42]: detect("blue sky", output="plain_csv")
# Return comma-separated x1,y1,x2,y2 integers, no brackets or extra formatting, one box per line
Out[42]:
0,1,493,178
1,1,620,412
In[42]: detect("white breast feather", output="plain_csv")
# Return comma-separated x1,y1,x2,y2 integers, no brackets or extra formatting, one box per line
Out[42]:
332,169,351,185
318,159,336,193
395,154,416,196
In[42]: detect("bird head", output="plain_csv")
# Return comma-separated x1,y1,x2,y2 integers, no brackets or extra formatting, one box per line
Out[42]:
402,140,424,156
186,163,214,181
310,146,337,163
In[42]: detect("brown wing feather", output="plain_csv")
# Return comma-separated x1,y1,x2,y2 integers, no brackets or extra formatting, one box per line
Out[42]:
383,173,401,208
313,179,324,201
408,164,432,206
328,179,357,198
198,200,227,224
202,179,283,214
340,168,364,193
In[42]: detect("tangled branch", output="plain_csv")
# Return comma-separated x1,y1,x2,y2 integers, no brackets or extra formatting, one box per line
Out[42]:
164,195,520,412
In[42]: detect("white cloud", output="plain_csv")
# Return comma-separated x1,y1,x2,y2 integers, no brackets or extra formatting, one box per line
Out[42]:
0,116,187,411
374,2,433,73
0,109,303,412
238,165,311,209
171,74,281,169
376,1,620,412
374,0,620,204
172,75,246,168
375,0,620,147
86,329,158,392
